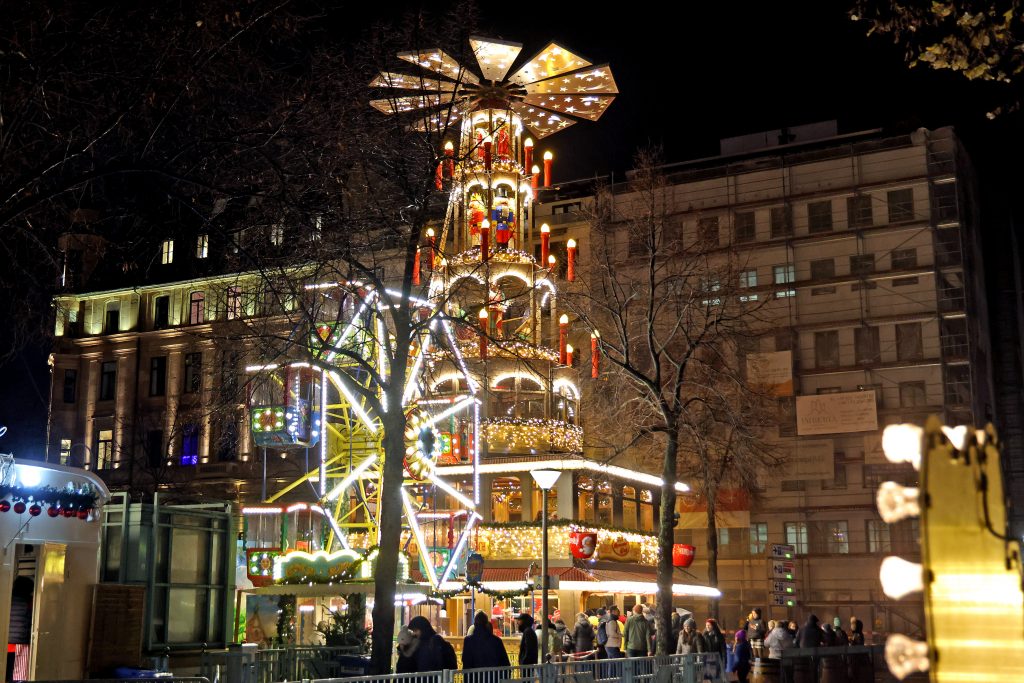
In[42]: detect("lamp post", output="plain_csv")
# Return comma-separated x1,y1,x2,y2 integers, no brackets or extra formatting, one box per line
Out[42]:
530,468,561,661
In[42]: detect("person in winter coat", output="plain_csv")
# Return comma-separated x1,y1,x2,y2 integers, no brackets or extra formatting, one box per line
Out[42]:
822,623,837,646
832,617,849,646
553,619,571,657
396,627,419,673
573,612,596,656
764,621,795,659
623,604,651,657
407,616,458,672
517,613,539,665
796,614,825,649
747,608,767,643
670,613,683,647
703,619,727,665
849,618,865,646
675,618,706,655
733,630,752,683
602,607,624,658
463,611,511,669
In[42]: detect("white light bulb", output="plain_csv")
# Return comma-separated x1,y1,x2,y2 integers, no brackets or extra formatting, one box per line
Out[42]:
941,425,968,451
879,556,923,599
885,634,929,680
876,481,920,523
882,424,923,470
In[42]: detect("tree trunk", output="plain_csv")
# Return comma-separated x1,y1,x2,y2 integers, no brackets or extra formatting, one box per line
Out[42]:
706,496,719,620
656,429,679,655
369,392,408,674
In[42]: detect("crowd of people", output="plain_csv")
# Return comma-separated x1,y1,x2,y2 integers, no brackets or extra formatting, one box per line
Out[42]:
393,606,869,679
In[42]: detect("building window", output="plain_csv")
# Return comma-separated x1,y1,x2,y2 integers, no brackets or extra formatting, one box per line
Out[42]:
150,356,167,397
810,258,836,295
270,224,285,246
893,277,919,287
773,264,795,298
888,188,915,223
105,302,120,334
63,369,77,403
59,439,72,466
184,352,202,394
781,479,806,492
145,430,164,468
850,254,875,276
822,458,848,490
815,330,840,369
311,216,323,242
739,269,758,302
896,322,924,361
196,234,209,259
770,206,792,238
154,295,170,329
867,520,892,553
99,361,117,401
944,365,972,405
734,212,756,243
810,520,849,554
847,195,873,228
639,489,654,531
854,326,881,365
189,291,205,325
941,317,968,358
161,239,174,265
596,481,613,525
808,200,833,234
891,248,918,270
784,522,808,555
622,486,638,528
932,181,958,222
180,424,199,466
698,217,719,246
96,429,113,469
226,286,243,320
750,522,768,555
900,381,928,408
701,279,721,307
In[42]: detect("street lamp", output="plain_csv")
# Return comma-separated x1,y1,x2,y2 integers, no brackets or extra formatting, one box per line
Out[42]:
530,468,561,661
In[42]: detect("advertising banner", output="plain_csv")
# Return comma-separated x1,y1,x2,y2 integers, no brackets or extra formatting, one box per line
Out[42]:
796,390,878,435
747,351,794,396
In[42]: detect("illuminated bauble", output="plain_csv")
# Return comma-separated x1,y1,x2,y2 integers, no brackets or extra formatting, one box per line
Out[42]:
673,544,696,568
78,509,90,520
0,500,9,513
29,504,42,517
63,508,76,518
47,506,60,518
13,502,26,514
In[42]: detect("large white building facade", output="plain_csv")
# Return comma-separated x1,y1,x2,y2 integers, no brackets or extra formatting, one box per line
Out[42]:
532,125,992,637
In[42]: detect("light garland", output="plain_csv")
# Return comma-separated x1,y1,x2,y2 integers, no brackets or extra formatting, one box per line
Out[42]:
482,417,583,452
448,247,537,267
476,520,659,565
455,339,560,362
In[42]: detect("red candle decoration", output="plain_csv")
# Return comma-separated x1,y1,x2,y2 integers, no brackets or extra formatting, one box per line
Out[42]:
434,162,443,190
540,224,550,266
566,344,574,367
484,135,493,172
559,314,569,365
444,141,454,178
480,219,490,261
566,238,577,282
426,228,436,270
523,137,534,174
29,504,41,517
47,506,59,518
13,501,26,515
672,544,697,568
543,151,553,188
591,331,600,378
548,254,557,274
412,243,421,285
478,309,489,360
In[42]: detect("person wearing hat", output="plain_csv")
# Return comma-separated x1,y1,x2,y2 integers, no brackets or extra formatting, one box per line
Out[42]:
675,617,706,655
733,630,752,683
406,615,457,672
516,612,539,665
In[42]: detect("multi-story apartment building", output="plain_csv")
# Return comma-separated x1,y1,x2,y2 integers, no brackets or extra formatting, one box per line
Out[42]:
532,124,992,637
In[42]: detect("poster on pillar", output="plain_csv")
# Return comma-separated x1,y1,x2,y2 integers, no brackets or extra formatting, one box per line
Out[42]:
675,489,751,528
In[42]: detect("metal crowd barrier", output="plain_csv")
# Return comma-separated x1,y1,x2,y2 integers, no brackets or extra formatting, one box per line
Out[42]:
31,679,209,683
201,646,361,683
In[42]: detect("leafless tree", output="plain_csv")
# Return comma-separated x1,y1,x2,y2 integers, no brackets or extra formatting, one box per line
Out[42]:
566,147,778,653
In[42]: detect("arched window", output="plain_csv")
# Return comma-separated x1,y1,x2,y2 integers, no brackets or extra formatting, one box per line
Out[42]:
491,476,522,523
490,374,544,419
531,477,559,521
577,476,595,522
555,383,579,424
597,481,613,525
104,301,121,334
622,486,638,529
640,489,655,531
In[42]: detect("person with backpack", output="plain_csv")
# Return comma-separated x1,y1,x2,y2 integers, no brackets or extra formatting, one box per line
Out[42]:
603,607,624,658
595,608,609,658
553,618,571,659
407,616,458,672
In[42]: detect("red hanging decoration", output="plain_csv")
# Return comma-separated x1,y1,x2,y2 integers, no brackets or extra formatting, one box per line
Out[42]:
47,506,59,518
0,500,9,513
13,502,26,515
78,509,90,520
570,531,598,559
62,508,76,518
591,333,600,379
29,504,42,517
672,544,696,568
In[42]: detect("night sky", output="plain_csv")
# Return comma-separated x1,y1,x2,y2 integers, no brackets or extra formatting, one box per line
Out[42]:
1,1,1018,458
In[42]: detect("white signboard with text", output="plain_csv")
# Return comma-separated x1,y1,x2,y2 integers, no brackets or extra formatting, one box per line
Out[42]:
796,391,878,436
